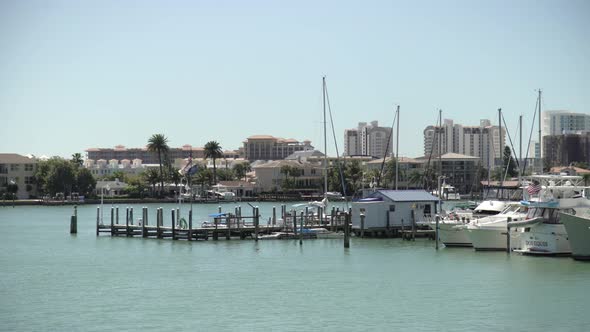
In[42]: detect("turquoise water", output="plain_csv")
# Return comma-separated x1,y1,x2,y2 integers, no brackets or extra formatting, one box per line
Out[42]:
1,202,589,331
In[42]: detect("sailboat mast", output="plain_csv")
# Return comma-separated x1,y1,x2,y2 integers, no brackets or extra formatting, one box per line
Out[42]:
537,89,542,174
323,77,328,197
498,108,503,192
395,105,400,190
438,109,442,198
519,114,522,186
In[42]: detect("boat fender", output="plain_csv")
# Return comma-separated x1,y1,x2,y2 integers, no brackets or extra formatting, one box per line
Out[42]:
179,218,188,229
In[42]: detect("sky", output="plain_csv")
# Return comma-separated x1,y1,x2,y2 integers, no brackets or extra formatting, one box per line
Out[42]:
1,0,589,159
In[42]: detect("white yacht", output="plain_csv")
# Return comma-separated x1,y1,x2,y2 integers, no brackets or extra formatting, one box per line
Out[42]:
434,200,509,247
560,211,590,261
510,175,590,256
465,202,527,251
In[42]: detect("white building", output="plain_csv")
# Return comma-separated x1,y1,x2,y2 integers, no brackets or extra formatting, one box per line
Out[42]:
85,158,153,178
541,110,590,158
423,119,505,169
351,190,440,232
344,121,393,158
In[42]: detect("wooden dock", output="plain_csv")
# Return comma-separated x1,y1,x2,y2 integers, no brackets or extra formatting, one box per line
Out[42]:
95,205,350,242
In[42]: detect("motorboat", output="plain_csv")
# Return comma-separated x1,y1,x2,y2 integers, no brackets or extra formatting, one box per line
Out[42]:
560,211,590,260
510,175,590,256
433,200,510,247
466,203,527,251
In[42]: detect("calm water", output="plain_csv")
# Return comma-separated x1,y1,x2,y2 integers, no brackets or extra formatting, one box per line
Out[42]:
1,202,589,331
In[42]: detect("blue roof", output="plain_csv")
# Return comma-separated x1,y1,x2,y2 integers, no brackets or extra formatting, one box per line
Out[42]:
371,190,440,202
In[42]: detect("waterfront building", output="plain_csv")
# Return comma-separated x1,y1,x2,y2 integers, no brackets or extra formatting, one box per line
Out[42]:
365,157,423,189
344,121,393,158
243,135,313,161
542,110,590,136
544,132,590,167
423,119,504,169
351,190,440,232
415,152,481,194
84,158,154,178
252,159,323,193
549,166,590,176
86,145,241,164
0,153,38,199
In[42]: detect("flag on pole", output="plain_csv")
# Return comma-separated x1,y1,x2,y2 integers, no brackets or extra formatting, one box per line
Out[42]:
179,157,193,175
527,181,542,195
187,165,199,176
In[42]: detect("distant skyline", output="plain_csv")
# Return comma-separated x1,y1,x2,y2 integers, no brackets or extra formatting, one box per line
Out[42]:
1,0,589,159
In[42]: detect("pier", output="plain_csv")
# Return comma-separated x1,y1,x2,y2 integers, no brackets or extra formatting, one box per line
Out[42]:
95,205,350,241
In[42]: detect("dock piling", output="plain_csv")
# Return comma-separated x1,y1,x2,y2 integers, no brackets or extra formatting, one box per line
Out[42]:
435,216,440,250
344,210,351,248
506,217,512,254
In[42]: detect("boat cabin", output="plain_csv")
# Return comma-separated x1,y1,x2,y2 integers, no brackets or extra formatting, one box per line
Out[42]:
351,190,440,230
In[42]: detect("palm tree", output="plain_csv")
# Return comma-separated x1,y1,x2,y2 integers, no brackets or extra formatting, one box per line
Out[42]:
233,162,252,181
147,134,169,195
71,153,83,167
204,141,223,184
143,168,160,196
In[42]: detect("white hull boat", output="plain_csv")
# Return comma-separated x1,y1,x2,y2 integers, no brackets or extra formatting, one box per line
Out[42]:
437,222,472,247
560,212,590,260
513,222,571,256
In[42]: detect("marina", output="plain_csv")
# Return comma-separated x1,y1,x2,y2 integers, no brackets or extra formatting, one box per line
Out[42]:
1,202,590,331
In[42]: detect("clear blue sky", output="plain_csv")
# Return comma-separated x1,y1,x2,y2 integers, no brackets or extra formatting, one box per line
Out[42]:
1,0,588,158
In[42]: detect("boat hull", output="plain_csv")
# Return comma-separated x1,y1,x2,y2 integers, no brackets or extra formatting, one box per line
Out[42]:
560,213,590,260
514,223,571,256
436,222,472,247
468,227,507,251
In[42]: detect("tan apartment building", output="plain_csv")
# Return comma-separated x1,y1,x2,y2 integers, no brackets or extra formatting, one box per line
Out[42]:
243,135,313,161
86,145,240,164
0,154,38,199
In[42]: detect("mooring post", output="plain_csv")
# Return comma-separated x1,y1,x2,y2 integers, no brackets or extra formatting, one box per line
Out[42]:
435,216,440,250
110,206,114,226
171,209,176,240
411,210,416,241
188,210,193,241
292,210,297,235
96,206,100,236
142,207,147,237
226,214,231,240
157,208,162,239
70,206,78,234
213,216,219,240
330,207,335,231
238,206,242,228
344,210,351,248
272,206,276,226
176,208,180,228
110,206,115,236
299,211,304,245
506,217,512,254
360,211,365,238
218,206,222,214
318,206,322,225
254,207,259,241
116,206,119,225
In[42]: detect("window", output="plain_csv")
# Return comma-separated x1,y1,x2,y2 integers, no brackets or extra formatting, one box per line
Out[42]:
25,164,34,172
11,164,20,171
25,176,34,185
389,205,395,212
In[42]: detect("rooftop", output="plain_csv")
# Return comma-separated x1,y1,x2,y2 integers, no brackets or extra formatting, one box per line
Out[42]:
370,190,440,202
0,153,37,164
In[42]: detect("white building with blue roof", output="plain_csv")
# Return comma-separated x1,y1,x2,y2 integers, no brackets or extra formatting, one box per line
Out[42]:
352,189,440,234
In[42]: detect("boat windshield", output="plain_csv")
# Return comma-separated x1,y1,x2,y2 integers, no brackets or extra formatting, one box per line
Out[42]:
500,204,523,214
526,207,563,224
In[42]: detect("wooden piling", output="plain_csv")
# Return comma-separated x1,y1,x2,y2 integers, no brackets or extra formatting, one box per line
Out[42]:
116,206,119,224
344,211,351,248
435,216,440,250
506,217,512,254
226,214,231,240
330,208,336,231
213,215,219,240
142,207,147,237
188,210,193,241
130,207,134,226
360,212,365,238
70,215,77,234
96,207,100,236
157,208,163,239
254,207,259,241
110,206,115,236
171,209,176,240
272,206,276,226
411,210,416,241
292,210,297,235
299,211,304,245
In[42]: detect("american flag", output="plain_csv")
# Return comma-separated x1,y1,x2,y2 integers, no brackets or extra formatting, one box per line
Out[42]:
527,182,542,195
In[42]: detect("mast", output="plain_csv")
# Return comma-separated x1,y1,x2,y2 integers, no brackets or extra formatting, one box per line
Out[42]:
519,115,522,185
395,105,400,190
537,89,542,174
498,108,503,193
438,109,442,198
323,77,328,197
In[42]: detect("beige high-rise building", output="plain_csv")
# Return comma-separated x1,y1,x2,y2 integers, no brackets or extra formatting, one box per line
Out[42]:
344,121,393,158
0,154,38,199
423,119,505,169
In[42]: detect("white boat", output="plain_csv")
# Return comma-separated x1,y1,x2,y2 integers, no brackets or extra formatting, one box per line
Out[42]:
465,202,527,251
305,227,344,239
433,200,509,247
510,175,590,256
560,211,590,261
